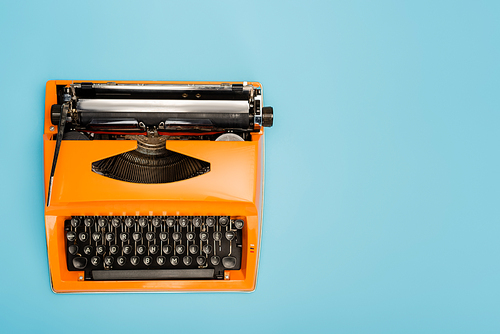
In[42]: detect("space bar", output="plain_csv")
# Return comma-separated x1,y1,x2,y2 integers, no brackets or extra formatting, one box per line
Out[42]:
92,269,215,280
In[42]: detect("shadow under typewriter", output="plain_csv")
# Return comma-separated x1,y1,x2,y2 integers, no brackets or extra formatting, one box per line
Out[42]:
92,137,210,184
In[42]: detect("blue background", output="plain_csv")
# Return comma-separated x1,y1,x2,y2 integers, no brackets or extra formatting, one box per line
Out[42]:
0,0,499,332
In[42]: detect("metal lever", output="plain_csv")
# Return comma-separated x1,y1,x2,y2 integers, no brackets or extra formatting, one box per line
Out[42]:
46,103,68,207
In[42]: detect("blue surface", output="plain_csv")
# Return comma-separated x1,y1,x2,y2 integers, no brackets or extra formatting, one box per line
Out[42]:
0,0,499,332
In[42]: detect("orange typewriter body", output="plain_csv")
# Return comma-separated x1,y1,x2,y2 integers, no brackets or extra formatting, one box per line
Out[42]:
44,80,268,293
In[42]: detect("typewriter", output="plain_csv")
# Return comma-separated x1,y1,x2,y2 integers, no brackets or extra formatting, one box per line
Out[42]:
43,80,273,293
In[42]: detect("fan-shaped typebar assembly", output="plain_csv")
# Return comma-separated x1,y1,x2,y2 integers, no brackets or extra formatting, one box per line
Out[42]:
92,135,210,184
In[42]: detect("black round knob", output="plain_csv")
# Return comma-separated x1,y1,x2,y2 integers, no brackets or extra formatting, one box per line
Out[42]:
262,106,273,127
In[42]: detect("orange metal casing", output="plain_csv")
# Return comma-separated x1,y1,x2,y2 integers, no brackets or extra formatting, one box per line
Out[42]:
44,80,265,293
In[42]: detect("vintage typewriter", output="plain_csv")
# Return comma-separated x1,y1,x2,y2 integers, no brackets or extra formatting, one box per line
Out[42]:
43,80,273,293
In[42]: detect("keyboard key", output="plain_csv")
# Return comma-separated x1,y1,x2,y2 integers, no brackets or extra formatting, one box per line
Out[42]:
157,256,166,266
206,217,215,227
234,219,244,229
225,231,235,241
120,232,129,242
193,217,202,227
189,245,199,255
98,217,108,227
117,256,126,266
79,232,89,242
199,232,208,241
66,231,76,242
170,256,179,266
105,232,114,242
143,256,153,266
183,256,192,265
72,257,87,269
130,256,140,266
146,232,155,241
149,244,159,255
104,256,114,266
68,245,78,255
196,256,206,266
91,256,101,266
138,217,148,228
159,232,168,241
152,217,161,227
172,232,181,242
166,218,175,227
112,217,121,228
71,218,81,228
132,232,142,241
84,217,94,227
222,256,237,269
92,232,101,242
83,245,93,255
125,217,134,228
96,245,106,255
179,217,188,227
202,244,212,255
162,245,172,255
137,245,146,255
219,217,229,226
176,245,185,255
123,245,132,255
210,256,220,266
109,245,119,255
186,232,195,241
213,232,222,241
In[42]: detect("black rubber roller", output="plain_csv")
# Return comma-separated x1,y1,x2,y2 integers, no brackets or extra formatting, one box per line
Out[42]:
262,106,273,127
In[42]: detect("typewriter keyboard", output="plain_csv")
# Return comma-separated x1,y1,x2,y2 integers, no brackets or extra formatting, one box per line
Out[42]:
65,216,243,280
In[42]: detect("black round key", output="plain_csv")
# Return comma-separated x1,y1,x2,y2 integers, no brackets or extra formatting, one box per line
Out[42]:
109,245,119,255
83,245,93,255
211,256,220,266
234,219,244,229
104,256,114,266
98,217,108,227
213,231,222,241
159,232,168,241
132,232,142,241
79,232,89,242
222,256,237,269
166,218,175,227
152,217,161,227
123,245,132,255
138,217,148,227
125,217,134,228
92,232,101,242
162,244,172,254
157,256,166,266
199,232,208,241
183,256,192,265
219,216,229,226
225,231,235,241
170,256,179,266
196,256,206,266
146,232,155,241
206,217,215,227
105,232,114,242
137,245,146,255
71,218,81,228
84,217,94,227
179,217,188,227
96,245,106,255
193,217,202,227
66,231,76,242
68,245,78,255
172,232,181,241
149,244,159,255
120,232,129,242
186,232,195,241
112,217,121,228
202,244,212,255
176,245,185,255
72,257,87,269
117,256,126,266
189,245,199,254
143,256,153,266
91,256,101,266
130,256,140,266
